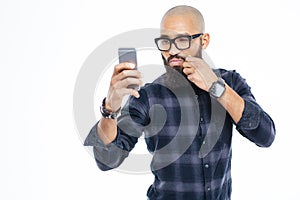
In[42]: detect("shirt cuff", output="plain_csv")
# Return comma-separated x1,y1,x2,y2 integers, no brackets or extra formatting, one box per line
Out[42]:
84,121,113,150
236,100,261,131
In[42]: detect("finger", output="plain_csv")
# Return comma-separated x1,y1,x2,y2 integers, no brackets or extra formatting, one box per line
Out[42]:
114,77,143,89
114,62,136,74
131,90,140,98
182,67,194,75
182,61,194,69
118,88,141,98
111,70,142,86
185,55,200,62
116,69,142,80
186,56,207,68
187,74,194,82
112,88,140,99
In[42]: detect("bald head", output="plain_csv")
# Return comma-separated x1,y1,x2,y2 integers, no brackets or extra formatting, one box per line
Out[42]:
161,5,205,33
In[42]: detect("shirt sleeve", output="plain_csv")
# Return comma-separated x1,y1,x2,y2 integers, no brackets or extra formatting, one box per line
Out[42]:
236,99,276,147
84,122,131,171
226,70,276,147
84,89,150,171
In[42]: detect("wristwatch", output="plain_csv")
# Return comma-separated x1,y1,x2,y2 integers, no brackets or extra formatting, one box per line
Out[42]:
209,77,226,99
100,98,121,119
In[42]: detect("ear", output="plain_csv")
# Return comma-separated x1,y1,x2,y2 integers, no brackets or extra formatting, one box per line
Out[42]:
201,33,210,49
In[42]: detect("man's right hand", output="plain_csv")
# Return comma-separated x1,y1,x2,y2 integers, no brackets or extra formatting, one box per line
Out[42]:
105,62,142,112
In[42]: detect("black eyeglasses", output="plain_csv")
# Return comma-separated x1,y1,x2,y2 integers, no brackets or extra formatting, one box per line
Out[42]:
154,33,203,51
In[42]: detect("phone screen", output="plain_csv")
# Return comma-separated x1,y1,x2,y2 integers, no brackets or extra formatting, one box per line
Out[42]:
118,48,137,68
118,48,139,90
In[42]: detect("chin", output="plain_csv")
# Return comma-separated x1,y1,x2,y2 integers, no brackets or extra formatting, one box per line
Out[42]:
164,65,191,89
171,65,183,72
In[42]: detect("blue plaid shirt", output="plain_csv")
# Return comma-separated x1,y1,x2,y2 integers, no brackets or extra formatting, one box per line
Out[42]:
84,68,275,200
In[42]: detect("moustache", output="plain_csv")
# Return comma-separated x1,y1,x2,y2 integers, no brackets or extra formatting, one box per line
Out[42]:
167,54,186,63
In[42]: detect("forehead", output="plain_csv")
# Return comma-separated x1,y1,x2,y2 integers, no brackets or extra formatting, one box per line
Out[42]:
160,15,200,37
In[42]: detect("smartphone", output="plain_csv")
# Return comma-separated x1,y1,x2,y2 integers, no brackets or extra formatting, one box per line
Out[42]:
118,48,139,90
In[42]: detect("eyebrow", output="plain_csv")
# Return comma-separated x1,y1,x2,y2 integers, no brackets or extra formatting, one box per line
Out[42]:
160,32,190,38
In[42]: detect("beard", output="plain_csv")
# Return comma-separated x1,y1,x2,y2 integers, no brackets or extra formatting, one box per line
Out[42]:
162,48,202,89
163,55,188,88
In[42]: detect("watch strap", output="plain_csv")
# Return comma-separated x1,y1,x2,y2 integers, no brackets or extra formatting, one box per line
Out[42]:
100,98,121,119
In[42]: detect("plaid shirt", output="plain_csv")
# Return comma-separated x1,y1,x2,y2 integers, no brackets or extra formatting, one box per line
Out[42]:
85,68,275,200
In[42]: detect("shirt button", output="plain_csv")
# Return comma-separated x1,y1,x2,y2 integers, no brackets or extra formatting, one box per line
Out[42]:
205,164,209,168
195,95,198,99
207,187,211,191
202,140,206,145
200,117,204,122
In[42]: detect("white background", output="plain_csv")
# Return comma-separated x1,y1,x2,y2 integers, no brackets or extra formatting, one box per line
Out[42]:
1,0,300,199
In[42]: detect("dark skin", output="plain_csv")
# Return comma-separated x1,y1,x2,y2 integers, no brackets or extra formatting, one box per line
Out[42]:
98,13,244,145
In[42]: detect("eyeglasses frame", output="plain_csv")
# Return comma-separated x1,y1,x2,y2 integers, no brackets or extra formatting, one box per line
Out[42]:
154,33,203,51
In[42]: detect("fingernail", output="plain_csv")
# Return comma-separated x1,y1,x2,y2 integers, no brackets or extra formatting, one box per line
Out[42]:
129,63,135,69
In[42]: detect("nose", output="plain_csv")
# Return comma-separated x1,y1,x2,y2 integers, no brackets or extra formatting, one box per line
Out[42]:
169,43,180,55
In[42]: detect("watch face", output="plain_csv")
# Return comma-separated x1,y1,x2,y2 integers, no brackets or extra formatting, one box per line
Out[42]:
214,83,225,97
210,78,226,98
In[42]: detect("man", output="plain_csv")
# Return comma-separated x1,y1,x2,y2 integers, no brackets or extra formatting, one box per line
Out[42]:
84,5,275,200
